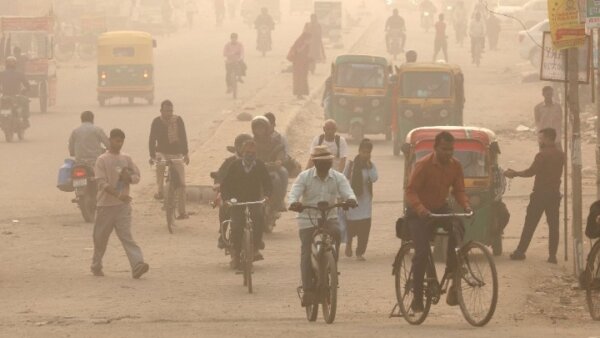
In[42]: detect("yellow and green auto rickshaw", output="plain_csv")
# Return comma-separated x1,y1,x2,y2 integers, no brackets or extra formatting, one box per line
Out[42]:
391,62,464,155
327,54,391,141
96,31,156,106
401,126,509,258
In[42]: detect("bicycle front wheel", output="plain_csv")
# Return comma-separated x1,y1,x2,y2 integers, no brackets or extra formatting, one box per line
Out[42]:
585,241,600,320
321,251,338,324
394,242,431,325
165,183,176,234
455,241,498,327
242,227,254,294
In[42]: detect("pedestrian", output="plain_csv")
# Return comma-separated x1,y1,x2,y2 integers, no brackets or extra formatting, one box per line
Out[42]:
534,86,562,148
469,12,486,63
185,0,198,29
149,100,190,219
433,13,448,62
287,30,312,99
304,14,326,74
486,13,501,50
91,128,149,279
343,139,378,261
504,128,564,264
306,119,348,172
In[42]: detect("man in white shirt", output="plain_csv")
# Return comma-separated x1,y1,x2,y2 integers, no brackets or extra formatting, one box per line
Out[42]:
306,119,348,172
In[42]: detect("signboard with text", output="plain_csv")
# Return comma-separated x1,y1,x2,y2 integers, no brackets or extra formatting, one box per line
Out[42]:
548,0,586,49
540,31,591,83
585,0,600,28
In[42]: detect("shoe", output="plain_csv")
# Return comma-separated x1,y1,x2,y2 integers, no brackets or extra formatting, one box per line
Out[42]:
302,290,316,307
176,214,189,220
356,255,366,261
91,268,104,277
547,256,558,264
132,262,149,279
154,192,164,200
254,250,264,262
510,251,526,261
410,298,424,313
230,256,240,270
446,284,459,306
345,243,353,258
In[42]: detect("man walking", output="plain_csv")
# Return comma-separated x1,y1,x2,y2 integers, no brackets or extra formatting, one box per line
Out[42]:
149,100,190,219
92,128,149,278
534,86,562,148
307,119,348,172
433,13,448,62
505,128,564,263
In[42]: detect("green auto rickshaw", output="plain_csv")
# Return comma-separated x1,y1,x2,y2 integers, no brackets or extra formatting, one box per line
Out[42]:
326,54,392,141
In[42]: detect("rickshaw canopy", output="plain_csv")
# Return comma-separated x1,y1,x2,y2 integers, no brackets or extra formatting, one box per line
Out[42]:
97,31,154,66
405,126,496,146
332,54,389,95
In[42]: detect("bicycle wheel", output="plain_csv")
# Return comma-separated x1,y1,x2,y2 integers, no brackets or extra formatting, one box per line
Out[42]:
586,241,600,320
321,251,338,324
242,227,254,293
165,182,176,234
455,241,498,327
305,281,319,322
394,242,432,325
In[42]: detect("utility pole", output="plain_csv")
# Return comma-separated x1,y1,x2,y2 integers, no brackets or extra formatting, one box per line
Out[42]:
568,46,584,276
596,29,600,200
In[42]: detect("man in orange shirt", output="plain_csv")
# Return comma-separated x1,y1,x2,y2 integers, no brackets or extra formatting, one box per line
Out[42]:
405,131,471,312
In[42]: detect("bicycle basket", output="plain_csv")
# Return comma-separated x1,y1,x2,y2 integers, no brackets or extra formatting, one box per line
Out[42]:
395,217,411,241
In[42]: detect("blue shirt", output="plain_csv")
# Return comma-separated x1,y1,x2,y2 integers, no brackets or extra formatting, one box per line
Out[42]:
288,167,356,229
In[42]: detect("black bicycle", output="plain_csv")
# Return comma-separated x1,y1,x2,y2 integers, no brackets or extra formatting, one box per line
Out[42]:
584,239,600,320
391,211,498,327
155,158,184,234
227,198,266,294
293,201,354,324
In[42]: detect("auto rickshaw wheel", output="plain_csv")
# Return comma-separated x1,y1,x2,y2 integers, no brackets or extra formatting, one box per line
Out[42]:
39,81,48,113
350,123,364,142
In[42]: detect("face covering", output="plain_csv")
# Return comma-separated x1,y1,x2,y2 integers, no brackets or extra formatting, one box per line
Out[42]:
243,153,256,163
314,160,332,173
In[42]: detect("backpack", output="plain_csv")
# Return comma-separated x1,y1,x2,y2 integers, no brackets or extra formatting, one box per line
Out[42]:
318,134,340,158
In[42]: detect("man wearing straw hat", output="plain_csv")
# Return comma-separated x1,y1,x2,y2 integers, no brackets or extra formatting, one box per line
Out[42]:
288,145,357,307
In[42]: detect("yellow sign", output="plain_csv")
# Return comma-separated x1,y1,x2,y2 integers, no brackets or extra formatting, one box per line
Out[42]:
548,0,586,49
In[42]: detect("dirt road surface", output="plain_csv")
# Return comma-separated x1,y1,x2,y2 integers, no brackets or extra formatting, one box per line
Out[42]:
0,1,598,337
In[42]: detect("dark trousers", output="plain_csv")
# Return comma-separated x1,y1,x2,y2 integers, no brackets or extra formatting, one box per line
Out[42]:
515,191,561,258
433,38,448,61
407,206,463,300
230,205,264,254
299,221,340,292
347,218,372,256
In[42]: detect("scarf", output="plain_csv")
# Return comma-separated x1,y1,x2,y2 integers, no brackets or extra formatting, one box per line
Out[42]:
163,115,180,144
349,155,372,197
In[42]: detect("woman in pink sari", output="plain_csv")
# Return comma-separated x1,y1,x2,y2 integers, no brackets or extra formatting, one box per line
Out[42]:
287,31,312,99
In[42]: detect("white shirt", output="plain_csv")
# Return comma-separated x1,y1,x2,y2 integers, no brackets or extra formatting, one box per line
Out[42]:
288,167,357,229
309,134,348,169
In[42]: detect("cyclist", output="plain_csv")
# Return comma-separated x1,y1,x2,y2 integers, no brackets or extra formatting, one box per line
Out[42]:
288,145,357,307
385,9,406,52
221,139,272,269
405,131,471,312
223,33,246,93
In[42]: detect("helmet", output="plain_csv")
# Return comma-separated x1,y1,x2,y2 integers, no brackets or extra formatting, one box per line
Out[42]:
5,56,17,69
251,116,270,132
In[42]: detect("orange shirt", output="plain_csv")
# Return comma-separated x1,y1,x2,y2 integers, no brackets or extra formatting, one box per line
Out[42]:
405,152,469,214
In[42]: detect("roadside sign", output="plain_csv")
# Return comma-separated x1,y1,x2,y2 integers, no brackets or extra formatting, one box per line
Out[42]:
548,0,587,49
586,0,600,28
540,31,591,83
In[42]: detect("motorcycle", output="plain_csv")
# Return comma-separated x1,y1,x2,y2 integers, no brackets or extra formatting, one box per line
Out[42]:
387,29,405,60
71,163,97,223
0,95,29,142
256,26,272,57
421,11,433,32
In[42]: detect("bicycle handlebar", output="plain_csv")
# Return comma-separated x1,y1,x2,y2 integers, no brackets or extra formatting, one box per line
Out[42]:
429,211,474,218
226,199,267,207
294,202,356,213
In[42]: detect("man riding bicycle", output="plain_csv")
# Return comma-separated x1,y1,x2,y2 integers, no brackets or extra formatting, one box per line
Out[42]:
385,9,406,52
223,33,246,93
221,139,272,269
288,145,357,306
405,131,471,312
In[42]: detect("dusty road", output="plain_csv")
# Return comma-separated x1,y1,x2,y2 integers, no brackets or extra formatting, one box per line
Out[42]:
0,1,598,337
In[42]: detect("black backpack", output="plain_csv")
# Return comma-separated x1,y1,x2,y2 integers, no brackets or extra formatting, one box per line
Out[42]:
318,134,340,158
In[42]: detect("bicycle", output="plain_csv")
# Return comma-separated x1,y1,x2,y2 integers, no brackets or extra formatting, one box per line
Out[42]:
292,201,354,324
226,198,266,294
584,238,600,320
155,158,184,234
391,211,498,327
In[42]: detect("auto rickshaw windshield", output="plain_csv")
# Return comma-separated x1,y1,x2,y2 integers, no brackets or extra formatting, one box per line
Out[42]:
401,71,452,98
335,63,386,88
415,149,488,178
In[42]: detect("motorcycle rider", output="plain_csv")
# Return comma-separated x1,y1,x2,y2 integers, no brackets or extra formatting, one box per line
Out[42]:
385,9,406,53
223,33,246,93
451,1,467,46
68,111,110,167
252,116,288,213
0,56,30,125
254,7,275,52
419,0,437,28
469,12,486,64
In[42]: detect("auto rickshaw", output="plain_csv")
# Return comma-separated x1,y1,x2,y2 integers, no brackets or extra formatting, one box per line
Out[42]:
391,62,464,155
96,31,156,106
327,54,391,141
401,127,508,258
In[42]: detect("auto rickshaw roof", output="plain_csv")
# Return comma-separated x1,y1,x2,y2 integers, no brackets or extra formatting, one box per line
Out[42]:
397,62,462,73
334,54,388,66
98,31,154,45
405,126,496,145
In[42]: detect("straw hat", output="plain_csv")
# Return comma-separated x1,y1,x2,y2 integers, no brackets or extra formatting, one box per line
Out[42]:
311,145,334,160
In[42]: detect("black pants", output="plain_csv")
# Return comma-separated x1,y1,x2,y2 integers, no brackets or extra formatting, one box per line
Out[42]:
230,205,264,254
347,218,372,256
299,221,340,292
407,206,464,300
433,38,448,61
515,191,561,258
